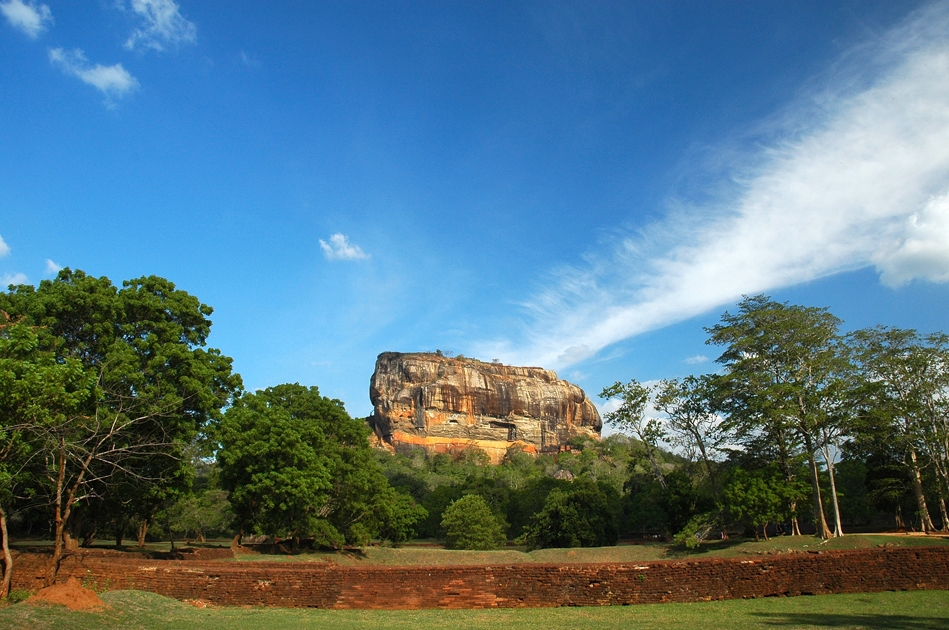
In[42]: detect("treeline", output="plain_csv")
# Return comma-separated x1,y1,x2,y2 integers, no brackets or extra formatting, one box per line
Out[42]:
2,272,948,597
376,294,949,549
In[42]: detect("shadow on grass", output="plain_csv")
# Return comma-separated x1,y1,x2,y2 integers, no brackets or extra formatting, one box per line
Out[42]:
751,613,949,629
664,537,750,558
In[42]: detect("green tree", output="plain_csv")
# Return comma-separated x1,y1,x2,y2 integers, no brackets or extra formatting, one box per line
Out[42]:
522,479,620,550
849,327,949,532
168,489,233,542
217,385,337,546
440,494,506,550
218,384,420,548
0,315,91,596
722,466,806,541
0,270,239,583
600,379,667,489
374,489,428,544
654,375,723,499
706,295,850,538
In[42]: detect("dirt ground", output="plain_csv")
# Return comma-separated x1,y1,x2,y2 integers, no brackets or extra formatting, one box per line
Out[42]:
26,577,108,611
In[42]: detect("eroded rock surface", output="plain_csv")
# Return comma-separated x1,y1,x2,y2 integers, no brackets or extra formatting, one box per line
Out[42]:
367,352,601,463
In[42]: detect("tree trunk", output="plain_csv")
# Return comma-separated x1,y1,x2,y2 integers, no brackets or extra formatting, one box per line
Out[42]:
47,440,96,585
137,519,149,548
0,505,13,599
63,530,79,551
805,444,832,539
81,528,97,548
47,446,69,585
932,459,949,531
908,447,936,533
642,443,667,490
824,453,844,537
695,435,719,501
165,505,175,551
231,528,243,553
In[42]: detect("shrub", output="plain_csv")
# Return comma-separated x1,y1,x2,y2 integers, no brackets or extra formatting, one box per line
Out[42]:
521,479,620,550
440,494,506,550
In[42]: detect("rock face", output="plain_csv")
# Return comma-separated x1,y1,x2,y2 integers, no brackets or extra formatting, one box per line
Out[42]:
367,352,601,464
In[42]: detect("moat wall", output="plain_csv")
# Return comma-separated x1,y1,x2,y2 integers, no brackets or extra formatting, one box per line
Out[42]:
8,546,949,609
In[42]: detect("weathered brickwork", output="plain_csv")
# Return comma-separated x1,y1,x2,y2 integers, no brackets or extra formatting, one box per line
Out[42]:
8,546,949,609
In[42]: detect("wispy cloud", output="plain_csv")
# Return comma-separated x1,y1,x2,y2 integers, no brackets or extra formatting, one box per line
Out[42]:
0,0,52,39
49,48,139,103
122,0,197,52
684,355,709,365
240,50,261,69
319,234,370,261
479,1,949,369
45,258,62,275
1,272,28,287
0,233,9,258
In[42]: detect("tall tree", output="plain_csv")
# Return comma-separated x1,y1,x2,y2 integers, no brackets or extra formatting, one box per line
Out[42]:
0,270,241,582
706,295,850,538
850,327,949,531
0,314,91,596
600,379,667,489
654,375,722,499
217,384,420,548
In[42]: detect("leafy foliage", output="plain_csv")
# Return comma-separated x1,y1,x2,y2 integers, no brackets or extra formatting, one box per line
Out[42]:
522,479,620,550
217,384,424,546
440,494,506,550
0,269,241,582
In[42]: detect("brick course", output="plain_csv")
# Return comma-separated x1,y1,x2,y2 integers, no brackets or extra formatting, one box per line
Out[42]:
7,546,949,609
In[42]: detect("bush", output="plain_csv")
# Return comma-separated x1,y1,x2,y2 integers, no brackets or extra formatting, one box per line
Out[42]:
440,494,506,550
521,479,620,550
673,512,719,549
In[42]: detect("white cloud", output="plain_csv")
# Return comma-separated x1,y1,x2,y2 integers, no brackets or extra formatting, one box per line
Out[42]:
557,344,594,363
319,234,370,261
0,233,9,258
478,1,949,370
0,0,52,39
45,258,62,275
684,355,709,365
1,272,28,287
874,191,949,286
49,48,139,103
122,0,197,52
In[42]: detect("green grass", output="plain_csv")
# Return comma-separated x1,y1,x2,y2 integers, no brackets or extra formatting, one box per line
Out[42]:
13,533,949,568
224,534,949,566
1,589,947,629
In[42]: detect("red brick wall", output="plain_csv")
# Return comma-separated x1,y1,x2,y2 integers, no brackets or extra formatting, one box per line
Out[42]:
8,546,949,609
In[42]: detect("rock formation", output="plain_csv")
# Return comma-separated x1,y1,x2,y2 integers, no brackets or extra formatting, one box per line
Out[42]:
367,352,601,464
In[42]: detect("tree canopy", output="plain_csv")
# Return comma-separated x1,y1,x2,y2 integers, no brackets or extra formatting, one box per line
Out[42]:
216,383,425,547
0,269,241,583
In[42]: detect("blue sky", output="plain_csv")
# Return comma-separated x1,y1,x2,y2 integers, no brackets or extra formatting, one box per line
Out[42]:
3,1,949,422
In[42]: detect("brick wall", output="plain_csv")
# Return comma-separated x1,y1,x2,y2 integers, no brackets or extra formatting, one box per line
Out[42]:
8,546,949,609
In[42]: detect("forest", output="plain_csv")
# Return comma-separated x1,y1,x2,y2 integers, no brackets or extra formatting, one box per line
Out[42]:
1,270,948,598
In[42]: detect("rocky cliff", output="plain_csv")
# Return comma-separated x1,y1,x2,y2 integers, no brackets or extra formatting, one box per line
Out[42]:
367,352,601,463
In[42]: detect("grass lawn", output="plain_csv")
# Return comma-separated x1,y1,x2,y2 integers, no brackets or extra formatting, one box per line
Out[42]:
14,533,949,566
224,533,949,566
1,589,947,630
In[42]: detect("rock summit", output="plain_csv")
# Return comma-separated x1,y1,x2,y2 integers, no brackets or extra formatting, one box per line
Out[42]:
367,352,601,463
